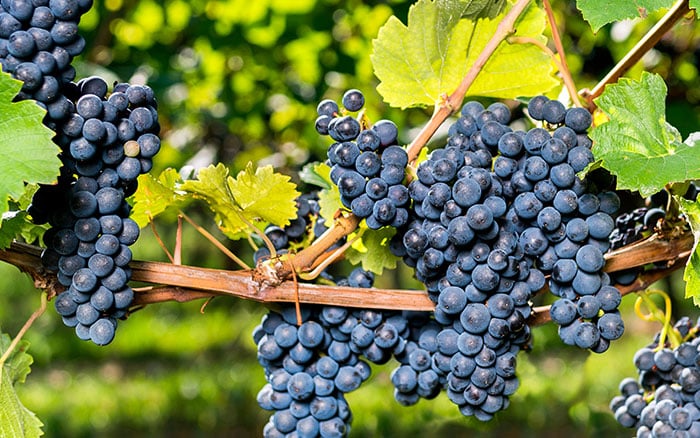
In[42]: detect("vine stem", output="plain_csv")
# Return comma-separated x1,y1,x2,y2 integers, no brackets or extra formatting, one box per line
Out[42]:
0,292,47,371
541,0,582,108
586,0,691,104
0,226,693,326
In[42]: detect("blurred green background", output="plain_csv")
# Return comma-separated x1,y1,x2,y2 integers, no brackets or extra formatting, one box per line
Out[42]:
2,0,700,436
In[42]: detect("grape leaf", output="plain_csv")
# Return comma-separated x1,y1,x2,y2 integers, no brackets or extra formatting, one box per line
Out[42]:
299,162,332,190
228,163,300,226
0,72,61,214
130,168,189,227
371,0,558,109
679,199,700,307
0,185,46,249
181,163,299,239
576,0,673,32
692,0,700,10
0,333,43,437
346,227,399,275
590,72,700,197
0,211,45,249
460,0,506,19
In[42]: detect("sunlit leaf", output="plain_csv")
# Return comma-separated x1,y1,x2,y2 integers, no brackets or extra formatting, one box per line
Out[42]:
371,0,558,109
131,168,189,227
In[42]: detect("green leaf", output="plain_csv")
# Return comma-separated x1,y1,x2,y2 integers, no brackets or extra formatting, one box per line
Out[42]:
346,227,399,275
692,0,700,10
299,162,332,190
181,163,299,239
459,0,506,19
0,334,43,437
0,185,46,249
371,0,558,109
228,163,300,226
130,168,189,227
576,0,673,32
0,211,46,249
590,73,700,197
0,72,61,214
680,198,700,307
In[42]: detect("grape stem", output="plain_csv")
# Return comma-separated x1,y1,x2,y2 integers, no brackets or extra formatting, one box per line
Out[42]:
586,0,691,105
634,289,683,349
179,211,250,270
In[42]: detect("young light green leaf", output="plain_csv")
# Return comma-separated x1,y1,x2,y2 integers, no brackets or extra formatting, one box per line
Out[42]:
299,162,332,190
0,72,61,214
130,168,189,227
591,73,700,197
576,0,673,32
0,334,44,437
228,163,300,227
691,0,700,10
679,199,700,307
371,0,558,109
181,163,299,239
346,227,399,275
318,186,343,226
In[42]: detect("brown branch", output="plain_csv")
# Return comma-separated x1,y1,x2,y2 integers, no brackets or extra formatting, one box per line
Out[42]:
603,231,694,272
1,221,695,317
586,0,691,104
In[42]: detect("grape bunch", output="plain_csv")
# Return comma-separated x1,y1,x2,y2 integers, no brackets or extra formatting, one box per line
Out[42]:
29,78,161,345
316,89,409,230
0,0,92,117
255,290,432,437
611,317,700,437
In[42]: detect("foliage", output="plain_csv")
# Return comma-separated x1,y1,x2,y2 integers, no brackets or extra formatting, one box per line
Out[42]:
0,332,43,437
0,73,60,217
591,72,700,197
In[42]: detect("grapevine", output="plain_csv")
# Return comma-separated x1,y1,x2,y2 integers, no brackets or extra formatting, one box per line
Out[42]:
0,0,699,436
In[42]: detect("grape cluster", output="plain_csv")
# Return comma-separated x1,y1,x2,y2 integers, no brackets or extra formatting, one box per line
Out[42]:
29,78,161,345
611,317,700,437
0,0,91,117
255,283,436,437
316,90,409,230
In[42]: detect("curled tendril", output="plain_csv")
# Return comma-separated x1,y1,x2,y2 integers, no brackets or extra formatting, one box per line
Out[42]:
634,289,682,350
